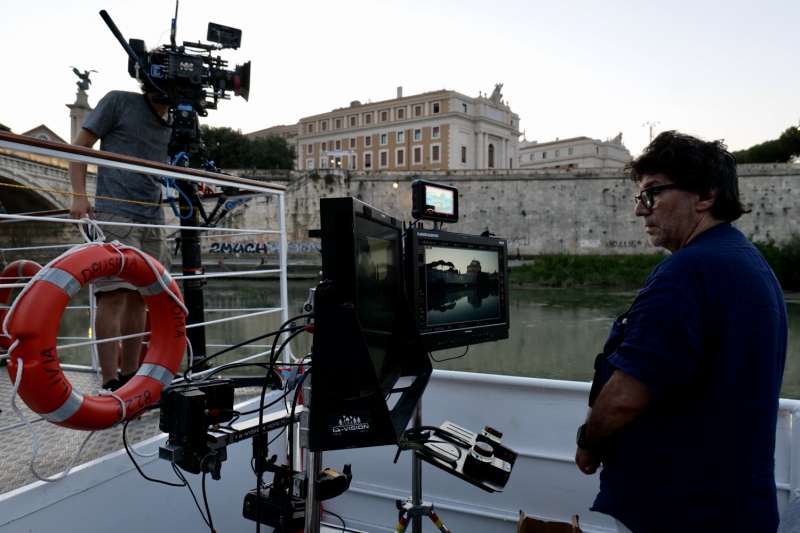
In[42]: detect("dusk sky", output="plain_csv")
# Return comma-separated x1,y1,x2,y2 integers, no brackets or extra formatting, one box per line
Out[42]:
2,0,798,156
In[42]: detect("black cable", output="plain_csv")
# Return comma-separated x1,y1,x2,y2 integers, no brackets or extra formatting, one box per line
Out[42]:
201,457,215,533
323,509,347,533
173,463,212,529
183,323,307,380
123,408,185,488
429,345,470,363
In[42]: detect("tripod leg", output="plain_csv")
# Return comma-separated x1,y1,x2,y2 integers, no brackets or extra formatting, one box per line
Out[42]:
428,510,452,533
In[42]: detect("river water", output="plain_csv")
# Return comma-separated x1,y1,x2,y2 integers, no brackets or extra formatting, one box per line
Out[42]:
56,280,800,399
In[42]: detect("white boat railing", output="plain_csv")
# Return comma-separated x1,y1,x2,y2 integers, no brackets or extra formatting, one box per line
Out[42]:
0,129,294,380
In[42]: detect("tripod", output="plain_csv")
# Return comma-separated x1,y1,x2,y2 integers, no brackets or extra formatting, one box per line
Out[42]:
394,400,453,533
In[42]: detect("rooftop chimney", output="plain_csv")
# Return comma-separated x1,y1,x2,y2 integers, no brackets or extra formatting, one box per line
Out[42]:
397,86,403,99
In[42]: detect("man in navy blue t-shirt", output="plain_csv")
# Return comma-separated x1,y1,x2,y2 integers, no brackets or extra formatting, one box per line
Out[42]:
575,131,787,532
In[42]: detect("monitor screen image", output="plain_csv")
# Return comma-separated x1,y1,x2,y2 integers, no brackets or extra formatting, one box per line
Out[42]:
356,230,398,334
423,245,502,327
425,184,455,217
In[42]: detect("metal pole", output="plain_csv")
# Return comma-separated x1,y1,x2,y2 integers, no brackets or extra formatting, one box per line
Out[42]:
303,372,321,533
304,448,322,533
412,400,423,533
176,179,207,367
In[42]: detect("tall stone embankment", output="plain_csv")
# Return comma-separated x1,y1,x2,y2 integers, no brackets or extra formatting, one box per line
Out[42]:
226,164,800,262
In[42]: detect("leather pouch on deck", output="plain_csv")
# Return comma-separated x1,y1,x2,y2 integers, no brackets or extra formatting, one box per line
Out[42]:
518,510,582,533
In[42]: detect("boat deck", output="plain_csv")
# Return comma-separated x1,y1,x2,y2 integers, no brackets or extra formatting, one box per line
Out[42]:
0,367,260,495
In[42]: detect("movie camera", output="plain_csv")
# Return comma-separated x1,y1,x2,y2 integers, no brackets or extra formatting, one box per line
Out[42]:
99,5,250,154
154,180,515,531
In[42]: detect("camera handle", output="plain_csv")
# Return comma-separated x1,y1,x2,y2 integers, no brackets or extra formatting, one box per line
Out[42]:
98,10,167,97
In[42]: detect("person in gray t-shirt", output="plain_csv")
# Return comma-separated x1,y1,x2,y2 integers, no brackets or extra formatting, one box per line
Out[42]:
69,88,172,391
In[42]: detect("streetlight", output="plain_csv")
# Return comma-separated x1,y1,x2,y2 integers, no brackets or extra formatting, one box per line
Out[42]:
642,121,660,143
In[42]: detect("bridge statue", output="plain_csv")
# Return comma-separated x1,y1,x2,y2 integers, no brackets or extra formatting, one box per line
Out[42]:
70,67,97,92
489,83,504,104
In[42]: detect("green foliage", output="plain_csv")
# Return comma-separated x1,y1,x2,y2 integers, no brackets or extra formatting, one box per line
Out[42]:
0,123,10,132
199,125,295,170
510,254,665,288
753,235,800,291
733,126,800,164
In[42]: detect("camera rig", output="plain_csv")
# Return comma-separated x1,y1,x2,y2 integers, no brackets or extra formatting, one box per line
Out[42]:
99,4,250,156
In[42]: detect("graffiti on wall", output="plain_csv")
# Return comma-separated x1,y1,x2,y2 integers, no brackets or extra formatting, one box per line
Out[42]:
207,241,320,255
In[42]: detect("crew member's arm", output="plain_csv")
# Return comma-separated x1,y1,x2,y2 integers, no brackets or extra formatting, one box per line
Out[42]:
69,128,99,219
575,369,650,475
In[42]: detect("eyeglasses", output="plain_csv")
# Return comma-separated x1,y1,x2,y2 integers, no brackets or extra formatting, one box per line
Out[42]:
634,184,682,209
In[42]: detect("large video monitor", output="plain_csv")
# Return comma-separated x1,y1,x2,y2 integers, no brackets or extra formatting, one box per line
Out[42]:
406,228,509,351
310,197,430,451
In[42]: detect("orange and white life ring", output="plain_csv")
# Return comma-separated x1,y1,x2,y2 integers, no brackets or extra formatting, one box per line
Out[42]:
0,260,42,349
4,243,187,430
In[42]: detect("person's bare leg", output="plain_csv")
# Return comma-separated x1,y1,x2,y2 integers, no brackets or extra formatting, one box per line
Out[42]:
119,291,146,376
95,290,126,384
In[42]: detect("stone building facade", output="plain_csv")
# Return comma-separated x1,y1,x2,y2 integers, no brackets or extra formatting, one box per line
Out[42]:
519,135,631,170
293,86,520,172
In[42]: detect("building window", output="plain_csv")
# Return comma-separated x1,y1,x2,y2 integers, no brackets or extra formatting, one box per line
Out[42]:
350,137,356,148
321,121,328,132
320,157,327,169
364,113,373,125
396,130,405,143
321,142,327,151
306,144,313,155
306,123,314,133
568,147,574,156
396,148,405,166
461,146,467,164
414,104,422,117
488,144,495,168
529,153,534,161
432,126,440,139
413,146,422,164
596,146,600,154
462,103,468,113
335,140,341,150
350,115,357,127
335,118,342,129
364,152,372,169
364,135,372,147
380,110,389,122
380,133,388,145
413,128,422,141
379,150,388,167
431,144,441,162
306,159,314,170
350,155,357,170
555,149,560,157
397,107,405,119
432,101,440,114
542,151,547,159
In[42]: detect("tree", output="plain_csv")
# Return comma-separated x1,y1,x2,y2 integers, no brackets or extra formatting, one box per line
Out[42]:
0,123,10,132
733,126,800,164
199,125,295,170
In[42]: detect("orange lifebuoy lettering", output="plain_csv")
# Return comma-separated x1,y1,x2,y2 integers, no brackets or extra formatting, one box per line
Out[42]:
5,244,186,430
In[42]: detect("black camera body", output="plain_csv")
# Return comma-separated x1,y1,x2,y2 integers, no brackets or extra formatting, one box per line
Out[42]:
101,9,250,155
126,25,250,116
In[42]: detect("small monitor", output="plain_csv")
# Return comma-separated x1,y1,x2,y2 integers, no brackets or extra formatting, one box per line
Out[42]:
406,229,509,351
412,180,459,223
